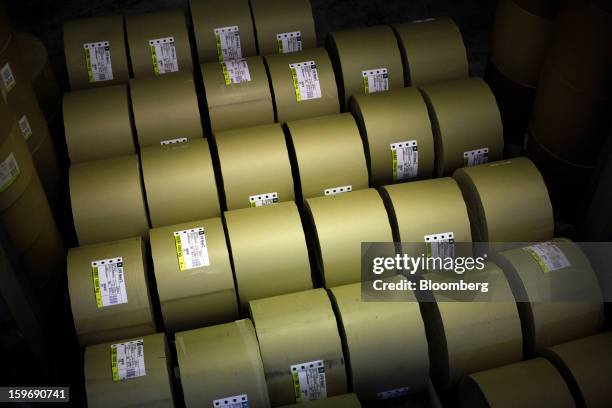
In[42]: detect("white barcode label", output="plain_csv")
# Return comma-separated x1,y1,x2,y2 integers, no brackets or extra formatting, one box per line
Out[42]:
0,63,16,94
83,41,114,83
290,61,322,102
213,394,249,407
149,37,179,75
524,243,571,273
324,185,352,196
111,339,146,382
0,153,21,193
173,227,210,271
362,68,389,94
160,137,188,145
425,232,455,263
277,31,303,54
291,360,327,402
249,192,279,207
391,140,418,180
18,115,33,141
91,257,128,308
463,147,489,167
214,26,243,61
377,387,410,400
222,59,252,85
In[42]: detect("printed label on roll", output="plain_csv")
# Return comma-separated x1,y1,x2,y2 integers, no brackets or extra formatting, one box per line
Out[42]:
214,26,243,62
277,31,303,54
111,339,146,382
173,227,210,271
160,137,188,145
0,62,16,95
291,360,327,402
362,68,389,94
523,243,571,273
324,185,352,196
289,61,322,102
18,115,33,141
249,192,279,207
83,41,114,83
377,387,410,400
222,59,252,85
391,140,418,180
149,37,179,76
91,257,128,308
213,394,249,407
463,147,489,167
0,153,20,193
424,232,455,260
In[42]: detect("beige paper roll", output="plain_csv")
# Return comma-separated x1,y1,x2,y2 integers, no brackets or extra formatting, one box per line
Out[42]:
350,86,435,186
393,17,468,87
286,113,368,199
305,188,393,288
130,73,203,147
0,5,9,51
190,0,257,63
250,289,347,406
327,25,404,108
278,394,361,408
265,48,340,123
201,56,275,132
494,238,603,355
420,78,504,176
69,154,150,245
175,319,270,408
63,85,136,164
250,0,316,56
31,120,62,196
126,10,193,77
0,87,14,143
84,333,174,408
329,281,429,400
64,15,130,90
421,263,523,389
67,237,156,346
224,202,312,311
150,217,238,333
542,332,612,408
214,123,294,210
453,157,553,243
0,123,35,212
459,358,575,408
141,138,220,228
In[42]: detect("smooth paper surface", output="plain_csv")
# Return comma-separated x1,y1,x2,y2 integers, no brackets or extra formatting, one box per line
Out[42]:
0,124,34,211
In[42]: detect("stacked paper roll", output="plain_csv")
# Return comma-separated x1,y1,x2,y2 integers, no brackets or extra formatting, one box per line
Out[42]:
392,17,468,86
286,113,368,200
175,319,270,408
0,5,9,49
64,15,130,90
250,289,347,406
67,237,156,346
150,217,238,333
279,394,361,408
350,87,435,186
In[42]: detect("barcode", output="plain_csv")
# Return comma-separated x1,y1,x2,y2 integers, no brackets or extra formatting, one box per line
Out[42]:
126,369,135,378
109,295,118,304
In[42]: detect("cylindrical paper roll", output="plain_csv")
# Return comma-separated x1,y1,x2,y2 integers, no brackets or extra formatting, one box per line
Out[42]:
329,282,429,400
0,5,9,50
190,0,257,63
126,10,193,77
393,17,468,86
494,238,604,355
141,138,220,227
150,217,238,333
64,15,130,90
453,157,553,243
69,154,150,245
84,333,174,408
0,123,35,212
63,85,136,164
327,25,404,108
67,237,156,346
214,123,294,210
201,56,275,132
286,113,368,199
421,263,522,389
350,81,435,186
459,358,574,408
420,78,504,176
250,0,316,56
175,319,270,408
224,202,312,310
130,73,203,147
542,332,612,407
250,289,347,406
0,88,15,142
31,128,62,197
265,48,340,123
304,188,393,287
278,394,361,408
